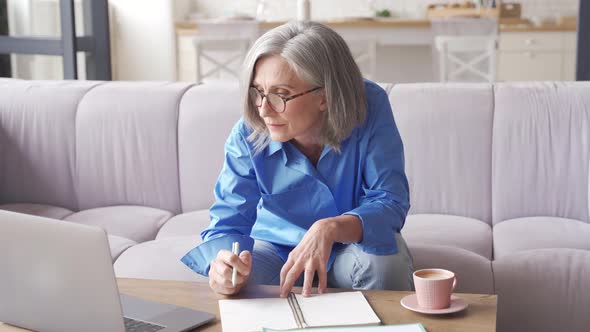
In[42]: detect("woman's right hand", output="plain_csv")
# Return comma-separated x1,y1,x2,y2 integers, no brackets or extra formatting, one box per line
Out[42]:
208,249,252,295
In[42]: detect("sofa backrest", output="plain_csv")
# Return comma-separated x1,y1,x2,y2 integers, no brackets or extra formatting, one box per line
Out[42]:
75,82,193,214
2,79,589,224
492,82,590,224
177,82,242,213
390,83,494,224
0,80,100,211
0,80,192,214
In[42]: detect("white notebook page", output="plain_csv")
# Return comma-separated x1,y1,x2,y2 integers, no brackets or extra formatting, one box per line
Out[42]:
218,297,297,332
295,291,381,327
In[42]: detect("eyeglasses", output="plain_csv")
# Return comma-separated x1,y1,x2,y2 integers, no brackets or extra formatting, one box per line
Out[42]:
249,86,322,113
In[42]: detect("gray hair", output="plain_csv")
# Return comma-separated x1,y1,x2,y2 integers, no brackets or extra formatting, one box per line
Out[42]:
240,21,367,154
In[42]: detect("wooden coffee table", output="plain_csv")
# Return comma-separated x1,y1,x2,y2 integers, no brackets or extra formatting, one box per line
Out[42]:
0,278,496,332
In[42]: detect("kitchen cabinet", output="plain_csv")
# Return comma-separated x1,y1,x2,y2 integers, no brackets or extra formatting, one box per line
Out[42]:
497,31,577,81
177,21,578,83
175,20,435,83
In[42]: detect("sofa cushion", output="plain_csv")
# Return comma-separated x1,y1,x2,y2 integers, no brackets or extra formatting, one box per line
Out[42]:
492,82,590,224
0,80,102,211
108,235,137,261
493,248,590,332
390,83,493,224
402,214,492,259
493,217,590,258
64,205,172,243
407,243,494,294
75,82,193,214
0,203,73,220
114,236,207,282
156,209,210,240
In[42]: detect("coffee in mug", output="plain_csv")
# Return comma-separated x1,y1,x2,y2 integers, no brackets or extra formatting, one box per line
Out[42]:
415,270,449,279
413,268,457,309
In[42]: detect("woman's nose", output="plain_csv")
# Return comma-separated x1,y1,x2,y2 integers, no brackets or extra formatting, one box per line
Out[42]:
258,97,275,116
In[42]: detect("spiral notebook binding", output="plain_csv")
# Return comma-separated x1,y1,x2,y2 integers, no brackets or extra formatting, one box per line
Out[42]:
287,292,308,329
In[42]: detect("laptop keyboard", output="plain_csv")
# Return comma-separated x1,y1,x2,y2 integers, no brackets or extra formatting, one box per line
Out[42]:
124,317,165,332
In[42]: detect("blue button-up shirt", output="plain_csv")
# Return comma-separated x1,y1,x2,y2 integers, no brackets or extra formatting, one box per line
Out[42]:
182,80,410,276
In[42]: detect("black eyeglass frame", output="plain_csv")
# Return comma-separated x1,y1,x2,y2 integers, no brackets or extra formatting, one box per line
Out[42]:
249,86,323,113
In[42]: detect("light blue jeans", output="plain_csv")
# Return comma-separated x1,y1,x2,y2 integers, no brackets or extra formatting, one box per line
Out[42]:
249,233,414,291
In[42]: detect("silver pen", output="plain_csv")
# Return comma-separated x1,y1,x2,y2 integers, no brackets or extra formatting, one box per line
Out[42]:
231,242,239,287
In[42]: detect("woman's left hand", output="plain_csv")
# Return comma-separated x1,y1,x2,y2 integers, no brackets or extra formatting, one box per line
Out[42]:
279,218,336,297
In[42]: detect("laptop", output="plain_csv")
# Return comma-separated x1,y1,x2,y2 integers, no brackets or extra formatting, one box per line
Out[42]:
0,210,215,332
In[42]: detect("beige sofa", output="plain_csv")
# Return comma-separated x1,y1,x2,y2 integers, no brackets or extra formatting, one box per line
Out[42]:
1,78,589,332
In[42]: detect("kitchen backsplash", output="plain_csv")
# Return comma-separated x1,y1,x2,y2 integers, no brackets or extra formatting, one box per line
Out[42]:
516,0,579,19
189,0,579,21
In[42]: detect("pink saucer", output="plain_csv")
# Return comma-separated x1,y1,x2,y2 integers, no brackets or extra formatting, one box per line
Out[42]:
400,294,468,314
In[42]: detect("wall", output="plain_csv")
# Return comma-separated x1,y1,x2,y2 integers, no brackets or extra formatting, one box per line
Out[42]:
109,0,177,81
5,0,581,81
189,0,428,21
114,0,580,81
189,0,580,21
6,0,197,81
516,0,579,19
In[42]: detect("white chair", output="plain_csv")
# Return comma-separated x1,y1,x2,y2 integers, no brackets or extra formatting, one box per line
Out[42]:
431,18,498,82
193,37,250,83
435,35,497,82
347,39,378,80
193,20,259,83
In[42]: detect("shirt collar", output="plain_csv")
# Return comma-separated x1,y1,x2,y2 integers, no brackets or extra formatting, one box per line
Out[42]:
266,140,283,156
266,139,336,160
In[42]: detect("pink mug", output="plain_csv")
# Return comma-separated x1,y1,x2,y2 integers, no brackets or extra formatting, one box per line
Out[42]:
413,268,457,309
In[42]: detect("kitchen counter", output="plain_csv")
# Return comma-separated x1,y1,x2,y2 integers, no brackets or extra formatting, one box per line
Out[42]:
176,18,431,35
175,16,578,83
176,17,577,36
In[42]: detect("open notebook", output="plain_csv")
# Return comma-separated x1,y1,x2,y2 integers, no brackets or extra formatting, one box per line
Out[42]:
219,291,381,332
263,323,427,332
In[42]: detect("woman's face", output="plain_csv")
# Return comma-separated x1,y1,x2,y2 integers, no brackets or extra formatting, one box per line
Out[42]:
252,55,326,147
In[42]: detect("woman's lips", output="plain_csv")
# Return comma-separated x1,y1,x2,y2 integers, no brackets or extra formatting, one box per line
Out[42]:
267,123,285,129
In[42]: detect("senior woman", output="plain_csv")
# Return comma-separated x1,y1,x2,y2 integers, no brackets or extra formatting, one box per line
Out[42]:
182,21,413,297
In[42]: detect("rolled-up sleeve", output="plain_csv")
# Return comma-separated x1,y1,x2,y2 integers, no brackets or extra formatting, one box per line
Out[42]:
345,89,410,255
181,122,259,276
